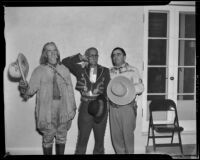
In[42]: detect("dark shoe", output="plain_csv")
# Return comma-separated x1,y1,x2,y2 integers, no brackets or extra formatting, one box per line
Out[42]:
43,146,52,155
56,143,65,155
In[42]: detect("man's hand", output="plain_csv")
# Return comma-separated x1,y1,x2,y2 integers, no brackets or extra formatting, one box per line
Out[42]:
80,54,88,62
93,88,104,95
19,79,29,95
18,79,29,101
76,81,88,92
93,82,104,95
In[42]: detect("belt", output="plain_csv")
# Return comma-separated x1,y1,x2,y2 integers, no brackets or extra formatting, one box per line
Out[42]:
110,100,136,108
81,95,99,102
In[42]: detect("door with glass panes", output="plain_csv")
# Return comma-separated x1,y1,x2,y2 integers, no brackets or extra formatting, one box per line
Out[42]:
142,6,196,134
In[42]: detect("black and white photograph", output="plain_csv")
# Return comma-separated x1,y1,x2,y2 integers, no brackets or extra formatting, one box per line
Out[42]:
3,1,198,159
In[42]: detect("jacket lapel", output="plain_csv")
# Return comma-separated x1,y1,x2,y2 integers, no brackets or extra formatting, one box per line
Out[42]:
97,65,103,82
84,65,90,80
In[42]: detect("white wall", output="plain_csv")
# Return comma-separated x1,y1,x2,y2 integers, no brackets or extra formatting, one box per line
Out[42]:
4,6,145,155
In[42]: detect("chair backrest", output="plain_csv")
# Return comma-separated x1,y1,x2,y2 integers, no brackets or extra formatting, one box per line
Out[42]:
149,99,176,112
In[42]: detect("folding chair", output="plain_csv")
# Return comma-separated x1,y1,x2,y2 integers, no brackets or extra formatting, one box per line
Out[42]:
146,99,184,154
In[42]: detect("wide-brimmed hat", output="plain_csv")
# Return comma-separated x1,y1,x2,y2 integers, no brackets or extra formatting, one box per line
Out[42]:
88,94,107,123
8,53,29,81
107,76,136,105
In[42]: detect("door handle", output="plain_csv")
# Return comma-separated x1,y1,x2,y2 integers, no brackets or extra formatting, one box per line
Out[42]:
170,76,174,80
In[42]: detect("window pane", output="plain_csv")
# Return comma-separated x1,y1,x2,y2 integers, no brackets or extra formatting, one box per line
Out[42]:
149,12,168,37
178,68,195,93
177,95,194,100
147,95,167,121
148,39,167,65
147,95,166,101
179,40,196,66
179,13,195,38
148,68,167,93
177,100,196,120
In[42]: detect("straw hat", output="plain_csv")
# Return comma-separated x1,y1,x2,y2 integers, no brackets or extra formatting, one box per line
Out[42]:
88,95,107,123
107,76,136,105
8,53,29,81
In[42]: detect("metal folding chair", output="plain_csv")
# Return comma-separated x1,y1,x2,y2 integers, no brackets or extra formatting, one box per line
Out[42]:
146,99,184,154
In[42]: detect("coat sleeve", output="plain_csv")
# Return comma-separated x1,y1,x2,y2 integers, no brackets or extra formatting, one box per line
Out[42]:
26,66,41,96
103,67,111,97
66,67,76,109
65,67,77,120
62,53,82,77
133,67,144,95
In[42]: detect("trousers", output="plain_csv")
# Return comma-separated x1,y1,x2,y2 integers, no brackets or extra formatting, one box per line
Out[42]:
41,100,72,148
109,100,137,154
75,100,108,154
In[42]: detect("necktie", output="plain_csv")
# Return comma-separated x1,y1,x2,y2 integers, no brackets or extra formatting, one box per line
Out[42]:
53,71,61,99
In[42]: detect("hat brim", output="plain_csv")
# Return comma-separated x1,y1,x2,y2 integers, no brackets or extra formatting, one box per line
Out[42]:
107,76,136,105
17,53,29,80
88,95,107,123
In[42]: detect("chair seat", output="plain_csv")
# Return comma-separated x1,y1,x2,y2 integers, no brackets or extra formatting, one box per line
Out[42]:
154,124,184,133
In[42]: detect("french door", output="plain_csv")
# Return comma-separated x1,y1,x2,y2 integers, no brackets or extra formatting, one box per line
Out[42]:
142,5,196,134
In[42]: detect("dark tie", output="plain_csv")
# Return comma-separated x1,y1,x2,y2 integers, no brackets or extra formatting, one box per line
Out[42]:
53,71,61,99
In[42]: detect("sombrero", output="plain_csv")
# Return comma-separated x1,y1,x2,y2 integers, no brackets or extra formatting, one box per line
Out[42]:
88,94,107,123
107,75,136,105
8,53,29,81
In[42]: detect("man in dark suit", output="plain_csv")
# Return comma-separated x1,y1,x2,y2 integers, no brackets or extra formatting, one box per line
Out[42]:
62,47,110,154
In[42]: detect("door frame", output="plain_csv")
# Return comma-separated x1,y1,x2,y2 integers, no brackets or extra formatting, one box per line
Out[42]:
142,5,196,134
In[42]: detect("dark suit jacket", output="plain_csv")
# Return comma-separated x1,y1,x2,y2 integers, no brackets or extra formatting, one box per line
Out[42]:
62,53,110,99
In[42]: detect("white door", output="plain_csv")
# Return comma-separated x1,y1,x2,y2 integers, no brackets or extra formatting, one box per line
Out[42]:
142,5,196,136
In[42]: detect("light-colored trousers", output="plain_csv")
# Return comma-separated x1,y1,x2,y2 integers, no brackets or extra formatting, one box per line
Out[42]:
109,101,137,154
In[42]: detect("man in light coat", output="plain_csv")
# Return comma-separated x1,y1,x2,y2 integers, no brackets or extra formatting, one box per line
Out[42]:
19,42,76,155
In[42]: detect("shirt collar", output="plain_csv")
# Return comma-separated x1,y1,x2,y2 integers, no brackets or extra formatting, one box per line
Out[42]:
114,62,127,70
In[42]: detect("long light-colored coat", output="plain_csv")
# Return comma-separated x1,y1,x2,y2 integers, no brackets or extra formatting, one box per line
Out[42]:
26,64,76,131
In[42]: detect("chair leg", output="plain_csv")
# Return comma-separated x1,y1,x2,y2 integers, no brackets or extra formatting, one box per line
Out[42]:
171,131,174,143
177,132,184,155
147,125,151,147
151,128,156,151
147,138,149,147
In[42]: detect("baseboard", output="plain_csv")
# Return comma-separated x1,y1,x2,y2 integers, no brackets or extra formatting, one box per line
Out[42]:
6,147,143,155
6,147,42,155
6,147,115,155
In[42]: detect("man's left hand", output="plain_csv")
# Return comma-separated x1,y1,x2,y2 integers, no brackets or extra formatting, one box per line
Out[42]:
93,87,104,94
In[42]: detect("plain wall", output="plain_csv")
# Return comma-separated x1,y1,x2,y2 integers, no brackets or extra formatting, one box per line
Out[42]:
4,6,145,154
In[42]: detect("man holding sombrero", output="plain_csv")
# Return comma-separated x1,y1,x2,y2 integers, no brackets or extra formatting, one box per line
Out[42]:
107,47,144,154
